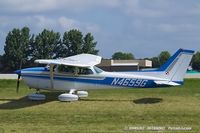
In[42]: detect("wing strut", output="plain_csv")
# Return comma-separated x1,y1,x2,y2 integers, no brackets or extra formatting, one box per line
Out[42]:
49,64,54,89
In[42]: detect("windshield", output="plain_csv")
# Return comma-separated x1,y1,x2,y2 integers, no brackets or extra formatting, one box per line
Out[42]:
93,66,104,73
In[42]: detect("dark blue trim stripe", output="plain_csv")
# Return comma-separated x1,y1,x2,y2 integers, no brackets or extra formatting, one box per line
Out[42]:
15,67,49,75
174,81,184,85
22,67,49,72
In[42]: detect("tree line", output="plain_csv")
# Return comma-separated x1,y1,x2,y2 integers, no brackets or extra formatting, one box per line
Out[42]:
111,51,171,68
0,26,200,72
111,50,200,71
0,27,98,72
150,50,200,71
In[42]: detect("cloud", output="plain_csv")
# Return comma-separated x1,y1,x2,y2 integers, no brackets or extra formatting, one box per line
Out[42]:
157,24,198,33
122,0,166,18
0,0,199,18
0,15,100,33
0,0,191,19
1,0,200,58
121,0,200,18
0,0,120,13
0,15,100,54
58,17,100,33
0,0,57,13
189,3,200,15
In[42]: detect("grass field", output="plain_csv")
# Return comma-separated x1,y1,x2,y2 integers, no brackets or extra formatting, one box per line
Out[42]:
0,79,200,133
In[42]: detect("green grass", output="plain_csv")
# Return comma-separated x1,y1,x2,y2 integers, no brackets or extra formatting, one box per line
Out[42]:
0,79,200,133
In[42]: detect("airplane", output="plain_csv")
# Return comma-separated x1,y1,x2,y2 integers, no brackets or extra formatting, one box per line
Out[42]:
15,48,194,102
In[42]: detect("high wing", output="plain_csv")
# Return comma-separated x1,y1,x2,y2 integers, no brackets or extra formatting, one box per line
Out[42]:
34,54,102,67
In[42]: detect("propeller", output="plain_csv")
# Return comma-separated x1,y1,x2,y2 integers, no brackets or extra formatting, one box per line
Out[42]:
16,74,21,93
16,59,23,93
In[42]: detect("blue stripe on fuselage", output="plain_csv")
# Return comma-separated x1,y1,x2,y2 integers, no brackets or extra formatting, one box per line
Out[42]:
22,67,49,72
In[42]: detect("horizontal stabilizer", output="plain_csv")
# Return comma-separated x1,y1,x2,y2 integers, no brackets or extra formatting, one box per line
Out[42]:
154,81,181,86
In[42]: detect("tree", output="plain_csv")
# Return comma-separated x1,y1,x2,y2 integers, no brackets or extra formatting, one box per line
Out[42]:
30,29,61,60
112,52,135,60
1,27,99,72
192,51,200,71
0,55,3,70
82,33,99,55
60,29,99,57
151,57,160,68
3,27,31,72
158,51,171,66
60,29,83,57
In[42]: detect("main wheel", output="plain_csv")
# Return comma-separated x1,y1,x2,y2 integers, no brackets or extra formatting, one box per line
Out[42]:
77,91,88,98
58,93,78,102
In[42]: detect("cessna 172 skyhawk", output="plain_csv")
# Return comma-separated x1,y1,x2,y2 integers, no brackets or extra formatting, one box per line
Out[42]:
15,49,194,102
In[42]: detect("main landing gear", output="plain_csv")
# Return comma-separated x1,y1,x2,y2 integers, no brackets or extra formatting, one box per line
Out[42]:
58,90,88,102
27,89,88,102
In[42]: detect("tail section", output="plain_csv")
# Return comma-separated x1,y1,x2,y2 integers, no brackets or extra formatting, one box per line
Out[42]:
158,49,194,83
132,49,194,86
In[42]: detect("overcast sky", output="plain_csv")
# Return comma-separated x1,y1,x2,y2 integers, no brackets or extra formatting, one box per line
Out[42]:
0,0,200,58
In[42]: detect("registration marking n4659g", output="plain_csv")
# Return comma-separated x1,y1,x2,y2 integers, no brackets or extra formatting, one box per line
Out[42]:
111,78,148,87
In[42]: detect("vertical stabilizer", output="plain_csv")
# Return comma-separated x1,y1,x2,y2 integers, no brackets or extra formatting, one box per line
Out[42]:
158,49,194,83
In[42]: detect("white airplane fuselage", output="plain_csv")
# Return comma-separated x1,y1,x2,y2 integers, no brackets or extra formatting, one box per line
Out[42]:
19,67,174,91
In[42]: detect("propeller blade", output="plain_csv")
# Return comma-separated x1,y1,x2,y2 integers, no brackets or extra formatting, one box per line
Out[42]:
15,59,23,93
16,74,21,93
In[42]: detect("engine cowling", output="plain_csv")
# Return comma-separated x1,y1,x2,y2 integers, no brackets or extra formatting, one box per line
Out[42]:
28,93,46,101
77,91,88,98
58,93,78,102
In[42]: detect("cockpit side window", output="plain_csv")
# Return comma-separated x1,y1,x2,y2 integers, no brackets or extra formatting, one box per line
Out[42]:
56,65,93,75
78,68,93,75
57,65,75,74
